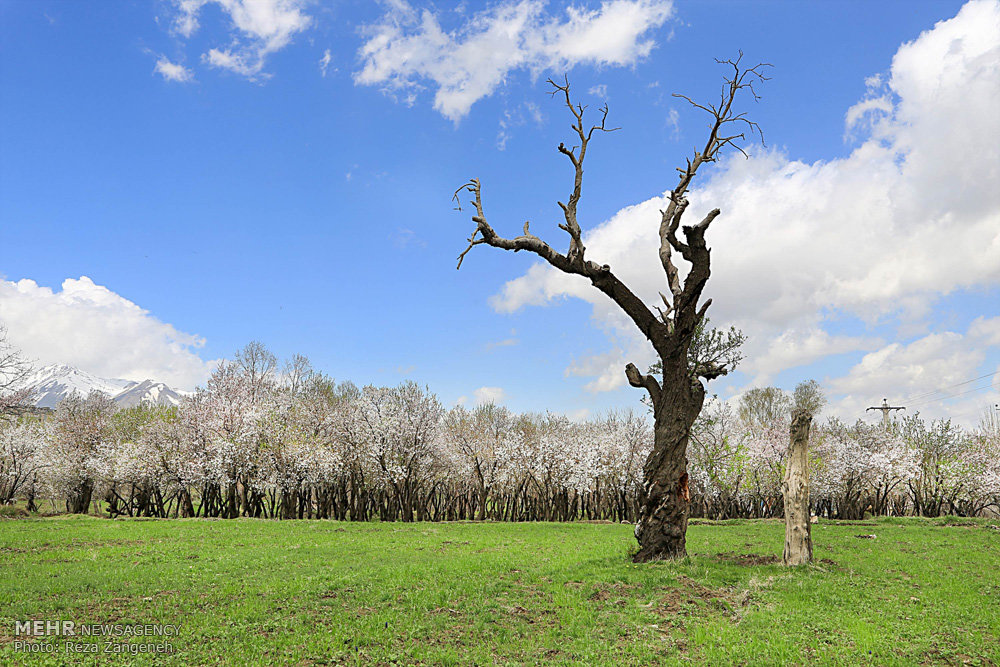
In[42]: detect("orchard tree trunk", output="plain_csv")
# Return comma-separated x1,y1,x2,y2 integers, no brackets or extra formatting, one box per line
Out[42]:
477,486,488,521
179,488,195,518
67,480,93,514
455,58,768,562
782,409,813,566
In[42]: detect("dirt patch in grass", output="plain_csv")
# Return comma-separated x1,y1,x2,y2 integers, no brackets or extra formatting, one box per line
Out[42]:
708,552,781,566
588,582,639,605
825,520,878,526
653,576,742,619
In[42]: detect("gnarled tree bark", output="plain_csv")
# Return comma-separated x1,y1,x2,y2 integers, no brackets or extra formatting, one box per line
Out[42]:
455,57,769,561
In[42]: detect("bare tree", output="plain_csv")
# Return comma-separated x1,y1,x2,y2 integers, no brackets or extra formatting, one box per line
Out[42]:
455,56,769,561
0,325,32,419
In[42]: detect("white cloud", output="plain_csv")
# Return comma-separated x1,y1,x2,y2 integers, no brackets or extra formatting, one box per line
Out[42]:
969,315,1000,346
664,106,680,140
827,324,1000,425
474,386,507,405
154,56,194,82
565,349,627,393
355,0,673,120
172,0,312,79
319,48,332,77
393,227,426,249
496,100,546,150
0,276,213,390
484,337,518,351
487,0,1000,417
743,328,884,387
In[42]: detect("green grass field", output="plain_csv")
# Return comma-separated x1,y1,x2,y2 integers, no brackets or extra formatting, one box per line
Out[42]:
1,516,998,666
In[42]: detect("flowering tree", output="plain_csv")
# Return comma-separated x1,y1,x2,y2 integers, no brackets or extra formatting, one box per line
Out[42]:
688,400,751,519
47,392,117,514
0,421,46,505
0,325,31,419
439,404,517,520
7,342,996,523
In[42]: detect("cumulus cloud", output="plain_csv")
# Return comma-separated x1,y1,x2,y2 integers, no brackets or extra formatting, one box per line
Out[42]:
474,386,507,405
565,349,627,393
487,1,1000,418
743,329,884,387
355,0,673,120
154,56,194,82
828,320,1000,424
171,0,312,79
969,316,1000,347
0,277,213,390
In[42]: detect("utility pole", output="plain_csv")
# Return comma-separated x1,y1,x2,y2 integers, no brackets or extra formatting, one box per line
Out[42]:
867,398,905,425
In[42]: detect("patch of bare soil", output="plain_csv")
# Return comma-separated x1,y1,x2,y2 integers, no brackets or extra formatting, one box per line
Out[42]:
650,576,747,621
825,520,878,526
587,582,639,606
707,552,781,566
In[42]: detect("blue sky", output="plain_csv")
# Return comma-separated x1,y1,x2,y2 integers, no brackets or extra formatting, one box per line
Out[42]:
1,0,998,425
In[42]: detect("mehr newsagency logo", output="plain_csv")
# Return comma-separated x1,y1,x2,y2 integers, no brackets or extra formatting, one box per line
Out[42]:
13,620,179,656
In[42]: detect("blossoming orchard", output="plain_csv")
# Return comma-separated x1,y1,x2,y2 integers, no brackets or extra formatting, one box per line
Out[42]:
3,343,997,523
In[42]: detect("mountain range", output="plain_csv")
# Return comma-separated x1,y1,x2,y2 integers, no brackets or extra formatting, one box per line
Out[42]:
19,364,189,409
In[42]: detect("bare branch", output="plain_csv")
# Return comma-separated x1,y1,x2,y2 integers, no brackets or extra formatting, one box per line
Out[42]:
625,363,661,404
454,148,667,349
656,55,768,339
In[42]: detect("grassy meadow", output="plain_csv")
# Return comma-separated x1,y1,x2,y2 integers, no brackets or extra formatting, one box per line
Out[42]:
1,515,998,665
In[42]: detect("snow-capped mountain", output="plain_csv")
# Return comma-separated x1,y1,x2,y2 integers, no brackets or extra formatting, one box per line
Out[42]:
112,379,186,408
19,364,188,409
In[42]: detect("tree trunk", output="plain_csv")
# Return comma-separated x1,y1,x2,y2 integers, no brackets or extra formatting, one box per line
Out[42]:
179,488,195,518
633,367,704,562
67,480,93,515
477,486,488,521
783,409,813,566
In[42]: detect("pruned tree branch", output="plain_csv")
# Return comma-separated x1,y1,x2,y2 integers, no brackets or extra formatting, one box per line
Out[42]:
626,362,661,404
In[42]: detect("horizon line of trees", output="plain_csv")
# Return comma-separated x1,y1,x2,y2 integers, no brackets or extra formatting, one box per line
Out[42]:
2,343,998,522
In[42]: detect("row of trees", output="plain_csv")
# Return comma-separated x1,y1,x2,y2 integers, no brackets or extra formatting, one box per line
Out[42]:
690,397,1000,520
2,344,998,522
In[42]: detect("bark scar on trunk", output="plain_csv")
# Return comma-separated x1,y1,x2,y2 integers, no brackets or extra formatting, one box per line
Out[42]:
678,472,690,502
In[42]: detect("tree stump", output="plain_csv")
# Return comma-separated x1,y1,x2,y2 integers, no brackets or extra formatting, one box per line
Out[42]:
783,409,813,566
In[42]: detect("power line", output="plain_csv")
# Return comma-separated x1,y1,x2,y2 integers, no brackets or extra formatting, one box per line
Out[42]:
906,381,1000,410
899,370,1000,404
